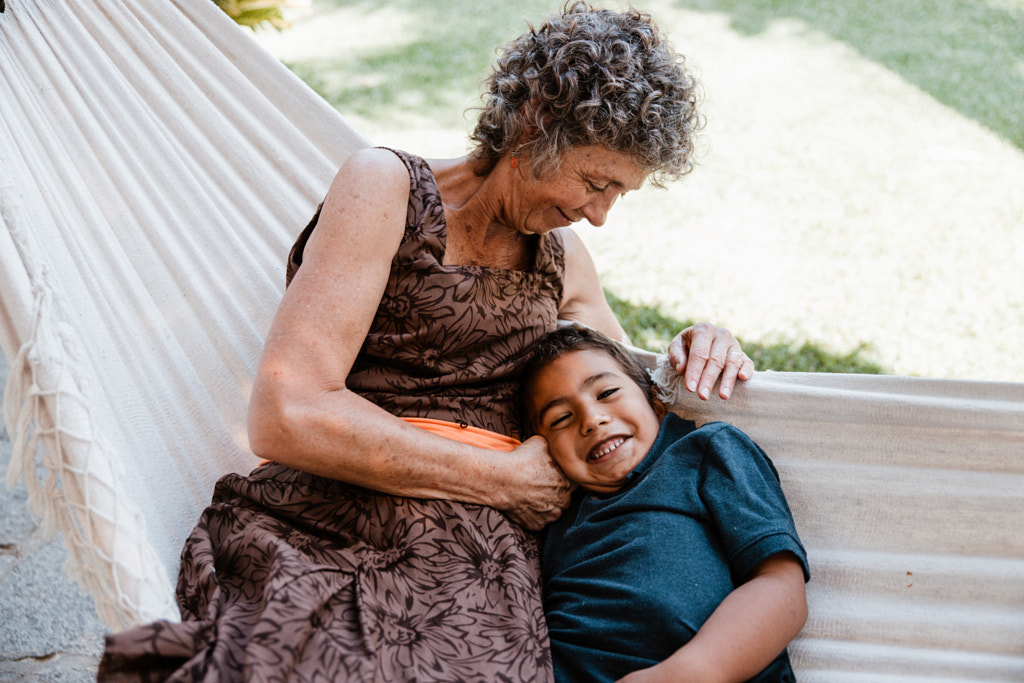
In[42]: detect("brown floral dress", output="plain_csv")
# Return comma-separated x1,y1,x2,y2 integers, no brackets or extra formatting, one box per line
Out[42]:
99,149,565,682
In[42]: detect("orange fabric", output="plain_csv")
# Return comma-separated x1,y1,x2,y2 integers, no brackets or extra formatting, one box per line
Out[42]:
256,417,520,467
401,417,521,452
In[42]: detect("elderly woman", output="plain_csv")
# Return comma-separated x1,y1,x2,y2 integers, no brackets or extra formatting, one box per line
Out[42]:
99,2,753,681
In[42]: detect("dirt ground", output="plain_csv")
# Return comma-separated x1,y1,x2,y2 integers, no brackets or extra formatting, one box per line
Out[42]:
255,2,1024,383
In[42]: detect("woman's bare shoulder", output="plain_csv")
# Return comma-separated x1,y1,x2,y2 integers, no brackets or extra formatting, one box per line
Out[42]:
313,148,411,242
330,147,410,194
552,226,590,271
297,149,412,281
553,227,625,339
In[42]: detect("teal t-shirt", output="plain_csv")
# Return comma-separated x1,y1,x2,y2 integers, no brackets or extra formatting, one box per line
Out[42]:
541,413,809,682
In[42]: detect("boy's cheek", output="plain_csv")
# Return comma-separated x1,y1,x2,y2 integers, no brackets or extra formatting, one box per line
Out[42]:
548,441,576,470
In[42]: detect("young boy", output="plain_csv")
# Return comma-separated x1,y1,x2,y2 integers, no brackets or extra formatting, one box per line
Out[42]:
520,325,809,683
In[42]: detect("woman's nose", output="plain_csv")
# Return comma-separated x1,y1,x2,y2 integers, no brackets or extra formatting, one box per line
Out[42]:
581,191,618,227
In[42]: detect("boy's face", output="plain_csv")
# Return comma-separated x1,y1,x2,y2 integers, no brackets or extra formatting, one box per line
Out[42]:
528,349,664,494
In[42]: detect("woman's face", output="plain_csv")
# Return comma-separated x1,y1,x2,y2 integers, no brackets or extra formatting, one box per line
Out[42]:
509,146,647,235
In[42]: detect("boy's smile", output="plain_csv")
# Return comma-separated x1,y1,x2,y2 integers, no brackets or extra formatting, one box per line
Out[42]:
528,349,664,494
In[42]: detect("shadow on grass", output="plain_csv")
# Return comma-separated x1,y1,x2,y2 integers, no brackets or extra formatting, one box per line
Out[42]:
671,0,1024,151
607,291,887,374
281,0,560,124
281,0,1023,149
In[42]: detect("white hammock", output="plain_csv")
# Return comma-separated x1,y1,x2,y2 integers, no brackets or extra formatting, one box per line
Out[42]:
1,0,1021,680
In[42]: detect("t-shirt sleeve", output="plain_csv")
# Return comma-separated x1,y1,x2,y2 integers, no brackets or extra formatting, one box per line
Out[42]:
697,423,810,583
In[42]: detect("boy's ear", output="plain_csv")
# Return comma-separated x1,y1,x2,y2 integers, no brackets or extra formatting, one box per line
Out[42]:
652,396,668,420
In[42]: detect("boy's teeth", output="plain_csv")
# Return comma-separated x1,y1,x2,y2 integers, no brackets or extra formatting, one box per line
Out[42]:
591,438,625,459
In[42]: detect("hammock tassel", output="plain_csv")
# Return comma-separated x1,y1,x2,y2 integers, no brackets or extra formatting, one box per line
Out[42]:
1,183,177,629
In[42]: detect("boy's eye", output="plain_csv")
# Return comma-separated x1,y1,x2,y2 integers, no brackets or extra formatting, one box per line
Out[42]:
548,413,571,429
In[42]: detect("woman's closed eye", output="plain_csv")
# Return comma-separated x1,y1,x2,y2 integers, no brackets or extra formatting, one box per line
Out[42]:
597,387,619,400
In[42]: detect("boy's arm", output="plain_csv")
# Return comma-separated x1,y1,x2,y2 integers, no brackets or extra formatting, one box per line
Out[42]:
618,552,808,683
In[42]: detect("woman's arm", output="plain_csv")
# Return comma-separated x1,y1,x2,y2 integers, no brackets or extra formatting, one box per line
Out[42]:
617,553,808,683
247,148,571,529
557,228,753,399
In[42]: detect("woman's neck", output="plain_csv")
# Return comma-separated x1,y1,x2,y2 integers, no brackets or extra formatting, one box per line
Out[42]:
430,156,532,270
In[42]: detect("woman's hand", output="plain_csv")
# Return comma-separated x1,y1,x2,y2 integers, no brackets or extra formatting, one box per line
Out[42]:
497,436,575,531
668,323,754,401
556,233,753,401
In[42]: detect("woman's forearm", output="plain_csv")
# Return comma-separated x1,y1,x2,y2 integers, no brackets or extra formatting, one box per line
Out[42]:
248,374,571,529
251,381,488,499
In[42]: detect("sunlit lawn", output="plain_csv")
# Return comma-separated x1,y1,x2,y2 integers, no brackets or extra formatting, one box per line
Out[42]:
256,0,1024,378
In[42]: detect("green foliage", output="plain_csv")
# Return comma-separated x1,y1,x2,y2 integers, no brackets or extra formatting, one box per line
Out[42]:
607,291,887,374
214,0,291,30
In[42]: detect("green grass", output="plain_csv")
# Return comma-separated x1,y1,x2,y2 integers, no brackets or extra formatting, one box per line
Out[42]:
608,292,887,374
273,0,1020,376
285,0,562,124
285,0,1024,149
670,0,1024,150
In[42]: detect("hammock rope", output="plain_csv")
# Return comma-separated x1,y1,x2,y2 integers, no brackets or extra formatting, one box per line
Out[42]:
0,0,363,627
1,166,177,626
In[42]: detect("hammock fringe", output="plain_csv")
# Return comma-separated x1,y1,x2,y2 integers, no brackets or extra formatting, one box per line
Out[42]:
2,180,177,629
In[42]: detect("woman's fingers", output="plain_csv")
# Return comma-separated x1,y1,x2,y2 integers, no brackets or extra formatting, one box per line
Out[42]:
513,504,565,531
717,348,754,399
668,323,754,400
504,436,574,530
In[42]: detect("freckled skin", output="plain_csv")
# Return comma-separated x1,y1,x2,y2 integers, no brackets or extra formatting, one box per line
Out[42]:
507,146,647,236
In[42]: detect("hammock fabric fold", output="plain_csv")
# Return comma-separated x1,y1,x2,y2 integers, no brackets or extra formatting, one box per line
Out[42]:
1,0,1022,679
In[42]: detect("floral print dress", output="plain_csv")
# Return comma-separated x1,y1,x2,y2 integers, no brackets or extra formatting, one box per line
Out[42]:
99,149,565,682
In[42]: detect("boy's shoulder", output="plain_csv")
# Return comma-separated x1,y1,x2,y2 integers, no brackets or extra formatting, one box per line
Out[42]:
660,413,752,444
658,414,770,470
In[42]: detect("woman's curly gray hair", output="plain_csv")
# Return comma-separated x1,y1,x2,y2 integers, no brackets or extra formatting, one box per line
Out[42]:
470,1,702,186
